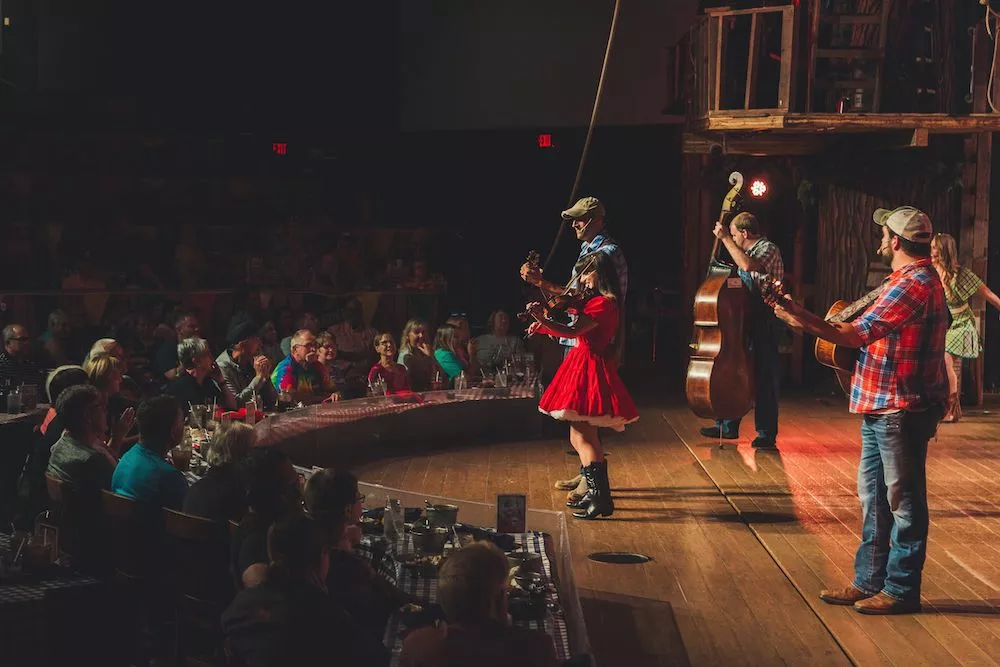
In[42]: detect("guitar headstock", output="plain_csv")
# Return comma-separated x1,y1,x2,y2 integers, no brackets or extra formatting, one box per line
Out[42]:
760,278,789,308
525,250,540,269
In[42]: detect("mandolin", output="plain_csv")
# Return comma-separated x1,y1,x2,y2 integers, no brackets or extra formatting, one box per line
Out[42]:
814,286,882,395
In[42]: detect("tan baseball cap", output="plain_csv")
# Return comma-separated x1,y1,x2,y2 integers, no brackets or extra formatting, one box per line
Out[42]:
561,197,605,220
872,206,933,243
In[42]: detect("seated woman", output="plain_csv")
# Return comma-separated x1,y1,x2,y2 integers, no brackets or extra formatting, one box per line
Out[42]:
166,338,238,411
85,354,137,456
397,319,443,391
303,469,414,640
315,332,345,399
433,323,467,385
368,332,410,393
184,421,255,523
476,310,524,369
222,514,390,667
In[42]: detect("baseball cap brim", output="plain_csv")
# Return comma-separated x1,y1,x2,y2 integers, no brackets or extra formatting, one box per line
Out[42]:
872,208,892,226
561,204,588,220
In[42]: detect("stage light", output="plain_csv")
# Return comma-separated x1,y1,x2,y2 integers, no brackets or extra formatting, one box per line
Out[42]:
750,178,768,198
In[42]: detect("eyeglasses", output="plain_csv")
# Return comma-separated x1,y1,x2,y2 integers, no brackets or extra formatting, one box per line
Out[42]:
448,312,467,318
294,342,318,350
9,337,28,342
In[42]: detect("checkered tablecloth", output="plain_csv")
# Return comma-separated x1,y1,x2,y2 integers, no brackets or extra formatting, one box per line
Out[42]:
0,534,102,661
368,531,570,666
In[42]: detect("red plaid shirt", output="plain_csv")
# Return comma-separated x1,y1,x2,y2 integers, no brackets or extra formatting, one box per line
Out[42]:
849,259,949,414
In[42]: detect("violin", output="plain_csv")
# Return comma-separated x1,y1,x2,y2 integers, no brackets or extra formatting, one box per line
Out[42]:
517,288,589,323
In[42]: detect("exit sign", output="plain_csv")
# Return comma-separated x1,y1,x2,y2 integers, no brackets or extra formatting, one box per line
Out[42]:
537,134,553,148
272,142,287,156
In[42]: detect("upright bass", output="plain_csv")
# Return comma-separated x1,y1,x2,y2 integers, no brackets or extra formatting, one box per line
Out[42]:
685,172,754,420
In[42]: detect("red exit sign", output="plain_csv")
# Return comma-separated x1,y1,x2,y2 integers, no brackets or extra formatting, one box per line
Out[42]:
537,134,553,148
272,142,287,156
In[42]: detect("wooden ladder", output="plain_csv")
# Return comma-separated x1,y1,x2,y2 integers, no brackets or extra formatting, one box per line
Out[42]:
807,0,891,112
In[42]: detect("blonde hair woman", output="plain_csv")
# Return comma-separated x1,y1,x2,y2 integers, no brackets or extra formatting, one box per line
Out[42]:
84,354,136,454
396,319,442,391
931,233,1000,422
183,421,256,522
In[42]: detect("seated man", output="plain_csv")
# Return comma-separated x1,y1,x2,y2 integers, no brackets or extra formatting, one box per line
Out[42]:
271,329,337,404
400,542,558,667
46,384,116,491
217,317,278,409
167,338,238,411
0,324,44,388
111,395,188,510
222,514,389,667
152,312,201,383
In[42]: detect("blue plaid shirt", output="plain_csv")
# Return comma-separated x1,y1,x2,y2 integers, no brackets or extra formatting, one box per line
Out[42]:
561,233,628,347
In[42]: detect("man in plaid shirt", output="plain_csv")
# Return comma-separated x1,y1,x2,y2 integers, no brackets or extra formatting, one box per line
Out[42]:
772,205,947,615
700,212,785,449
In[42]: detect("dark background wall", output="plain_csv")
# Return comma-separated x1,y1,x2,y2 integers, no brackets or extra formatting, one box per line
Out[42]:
399,0,698,130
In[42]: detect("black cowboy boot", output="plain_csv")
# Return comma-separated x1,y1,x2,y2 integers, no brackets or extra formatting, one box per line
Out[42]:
572,460,614,519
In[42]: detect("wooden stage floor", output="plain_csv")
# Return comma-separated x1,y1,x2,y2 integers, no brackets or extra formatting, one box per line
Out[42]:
352,395,1000,666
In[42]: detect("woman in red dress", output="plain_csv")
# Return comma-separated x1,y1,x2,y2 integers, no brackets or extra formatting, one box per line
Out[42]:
525,253,638,519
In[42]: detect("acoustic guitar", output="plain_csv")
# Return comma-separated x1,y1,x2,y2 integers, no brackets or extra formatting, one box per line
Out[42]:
814,286,882,395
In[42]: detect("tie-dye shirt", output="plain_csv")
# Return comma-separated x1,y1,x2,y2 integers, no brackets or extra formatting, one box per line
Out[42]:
271,355,334,395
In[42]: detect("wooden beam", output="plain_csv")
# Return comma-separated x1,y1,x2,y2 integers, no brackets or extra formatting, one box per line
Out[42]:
778,5,794,111
690,112,1000,133
682,132,824,155
744,13,759,110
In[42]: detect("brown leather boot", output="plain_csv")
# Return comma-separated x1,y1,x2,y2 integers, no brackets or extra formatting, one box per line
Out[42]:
566,474,589,502
819,585,873,606
554,468,583,491
853,592,921,615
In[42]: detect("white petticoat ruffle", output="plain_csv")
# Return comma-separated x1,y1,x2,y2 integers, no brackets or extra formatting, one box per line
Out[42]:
538,407,639,432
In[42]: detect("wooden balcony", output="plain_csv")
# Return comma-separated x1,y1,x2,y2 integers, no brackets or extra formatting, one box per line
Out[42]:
683,2,1000,146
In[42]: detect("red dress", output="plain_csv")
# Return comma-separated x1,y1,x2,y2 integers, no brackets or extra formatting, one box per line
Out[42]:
537,296,639,431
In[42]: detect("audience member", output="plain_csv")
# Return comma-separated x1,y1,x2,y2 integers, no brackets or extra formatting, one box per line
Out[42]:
316,332,346,397
15,366,89,530
184,422,255,523
368,332,410,393
231,447,302,589
476,310,523,369
271,329,337,404
400,542,558,667
446,313,476,368
85,354,138,454
280,312,320,357
111,395,188,510
259,320,284,366
217,317,277,409
0,324,44,387
304,469,413,640
153,312,200,382
46,384,116,490
397,319,442,391
167,338,238,410
84,338,128,370
221,514,390,667
38,309,74,367
328,297,376,378
433,323,468,384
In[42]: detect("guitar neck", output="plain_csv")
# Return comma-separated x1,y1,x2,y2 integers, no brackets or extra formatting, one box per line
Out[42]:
829,285,883,323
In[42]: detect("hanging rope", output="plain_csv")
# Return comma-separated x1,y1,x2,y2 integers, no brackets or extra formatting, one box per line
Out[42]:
542,0,622,272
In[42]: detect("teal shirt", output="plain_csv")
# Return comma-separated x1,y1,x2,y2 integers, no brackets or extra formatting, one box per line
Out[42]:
433,349,464,382
111,443,188,510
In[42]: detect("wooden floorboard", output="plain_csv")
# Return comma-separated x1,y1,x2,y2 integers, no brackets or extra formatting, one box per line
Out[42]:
663,397,1000,667
353,401,851,667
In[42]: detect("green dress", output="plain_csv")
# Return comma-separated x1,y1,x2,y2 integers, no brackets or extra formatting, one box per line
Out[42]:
945,266,984,359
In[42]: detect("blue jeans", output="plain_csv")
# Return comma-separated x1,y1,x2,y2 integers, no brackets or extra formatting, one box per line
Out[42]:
716,315,780,441
852,410,939,601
